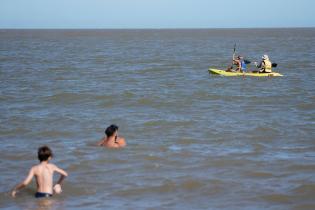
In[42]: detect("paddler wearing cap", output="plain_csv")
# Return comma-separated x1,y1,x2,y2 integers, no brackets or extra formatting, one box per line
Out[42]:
255,55,272,73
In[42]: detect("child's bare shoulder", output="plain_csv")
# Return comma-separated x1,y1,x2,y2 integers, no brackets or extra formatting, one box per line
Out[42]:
46,163,56,168
34,163,57,170
31,164,41,174
32,164,40,170
48,163,61,170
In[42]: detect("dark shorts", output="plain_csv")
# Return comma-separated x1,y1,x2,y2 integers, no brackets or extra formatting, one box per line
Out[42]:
35,192,52,198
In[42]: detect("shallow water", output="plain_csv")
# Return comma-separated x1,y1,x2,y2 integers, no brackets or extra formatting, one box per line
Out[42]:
0,29,315,210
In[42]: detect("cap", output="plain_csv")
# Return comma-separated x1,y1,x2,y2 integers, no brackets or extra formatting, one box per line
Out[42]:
262,55,269,60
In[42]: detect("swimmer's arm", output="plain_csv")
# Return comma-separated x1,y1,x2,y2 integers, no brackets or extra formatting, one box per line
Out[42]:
97,141,105,146
11,167,34,197
53,165,68,185
117,137,126,147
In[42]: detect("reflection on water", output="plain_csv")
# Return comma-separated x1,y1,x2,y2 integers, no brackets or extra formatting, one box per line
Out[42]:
19,198,65,210
34,199,54,210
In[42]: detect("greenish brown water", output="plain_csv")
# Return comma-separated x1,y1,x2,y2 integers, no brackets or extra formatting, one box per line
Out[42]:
0,28,315,210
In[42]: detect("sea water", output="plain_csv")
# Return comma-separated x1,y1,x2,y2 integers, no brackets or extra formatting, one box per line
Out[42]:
0,29,315,209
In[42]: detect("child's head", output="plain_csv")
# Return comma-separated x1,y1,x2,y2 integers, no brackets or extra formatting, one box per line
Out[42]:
105,124,119,137
38,146,53,162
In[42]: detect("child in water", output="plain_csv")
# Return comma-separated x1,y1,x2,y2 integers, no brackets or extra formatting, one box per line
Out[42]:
11,146,68,198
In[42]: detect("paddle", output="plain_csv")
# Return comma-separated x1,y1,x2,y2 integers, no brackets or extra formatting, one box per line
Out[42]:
232,44,236,66
244,59,251,64
226,44,236,72
233,44,251,64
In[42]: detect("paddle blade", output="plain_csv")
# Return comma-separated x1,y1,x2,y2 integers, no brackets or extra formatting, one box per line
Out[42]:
272,63,278,68
244,59,251,64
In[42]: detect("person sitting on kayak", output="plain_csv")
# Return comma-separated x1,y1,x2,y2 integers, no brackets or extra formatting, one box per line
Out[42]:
226,55,246,72
234,56,246,72
255,55,272,73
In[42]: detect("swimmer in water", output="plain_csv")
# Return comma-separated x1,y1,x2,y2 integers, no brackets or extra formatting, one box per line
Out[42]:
98,124,126,148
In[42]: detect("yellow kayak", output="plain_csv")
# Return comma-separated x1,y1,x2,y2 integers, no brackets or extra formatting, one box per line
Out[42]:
209,68,283,77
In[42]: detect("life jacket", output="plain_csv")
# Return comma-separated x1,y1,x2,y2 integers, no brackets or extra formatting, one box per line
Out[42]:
263,59,272,73
240,60,246,71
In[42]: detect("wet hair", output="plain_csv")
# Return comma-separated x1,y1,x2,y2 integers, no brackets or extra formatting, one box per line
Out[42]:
38,146,53,162
105,124,119,137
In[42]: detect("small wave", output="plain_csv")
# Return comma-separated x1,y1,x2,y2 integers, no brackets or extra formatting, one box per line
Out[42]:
168,145,182,152
47,66,76,72
291,204,315,210
193,90,211,99
0,56,17,62
179,179,204,191
245,171,274,178
136,97,154,106
260,194,292,203
33,130,75,138
0,151,33,161
143,154,165,161
62,182,97,197
122,90,135,98
136,67,169,74
204,158,251,168
114,179,206,197
0,95,15,101
98,100,117,108
296,103,315,111
0,127,31,136
130,97,181,108
249,126,281,137
143,119,193,127
252,143,266,153
93,56,106,64
43,92,94,104
287,164,315,171
292,184,315,196
208,94,246,102
176,138,195,145
113,181,177,196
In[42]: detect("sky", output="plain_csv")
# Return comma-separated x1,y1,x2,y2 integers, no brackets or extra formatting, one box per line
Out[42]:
0,0,314,29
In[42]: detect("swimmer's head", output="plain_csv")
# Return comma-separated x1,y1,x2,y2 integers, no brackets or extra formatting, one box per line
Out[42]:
38,146,53,162
105,124,119,137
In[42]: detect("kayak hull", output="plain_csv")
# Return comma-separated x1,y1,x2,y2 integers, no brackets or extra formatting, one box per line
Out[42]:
209,68,283,77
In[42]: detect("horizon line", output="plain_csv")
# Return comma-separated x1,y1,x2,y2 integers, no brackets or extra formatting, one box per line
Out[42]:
1,26,315,30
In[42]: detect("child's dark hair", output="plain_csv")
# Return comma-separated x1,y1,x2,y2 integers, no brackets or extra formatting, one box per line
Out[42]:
105,124,119,137
38,146,53,162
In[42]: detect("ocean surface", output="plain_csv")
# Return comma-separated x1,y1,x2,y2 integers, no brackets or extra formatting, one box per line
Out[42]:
0,29,315,210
